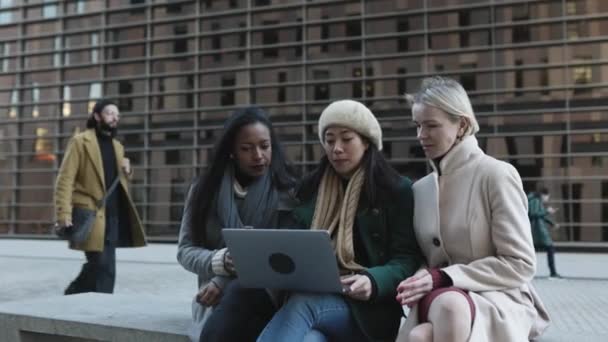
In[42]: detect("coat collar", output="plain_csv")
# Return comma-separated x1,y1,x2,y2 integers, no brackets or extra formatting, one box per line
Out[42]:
429,135,482,176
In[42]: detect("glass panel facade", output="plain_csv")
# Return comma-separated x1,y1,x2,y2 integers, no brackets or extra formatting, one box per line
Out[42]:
1,0,607,243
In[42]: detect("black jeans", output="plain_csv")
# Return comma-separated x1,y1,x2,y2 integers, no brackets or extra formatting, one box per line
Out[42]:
536,244,558,276
65,217,118,294
199,281,277,342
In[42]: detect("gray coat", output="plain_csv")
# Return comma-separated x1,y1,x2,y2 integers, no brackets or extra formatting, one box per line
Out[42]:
176,185,297,342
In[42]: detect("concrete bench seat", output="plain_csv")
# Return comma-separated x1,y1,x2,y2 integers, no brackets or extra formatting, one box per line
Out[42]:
0,293,191,342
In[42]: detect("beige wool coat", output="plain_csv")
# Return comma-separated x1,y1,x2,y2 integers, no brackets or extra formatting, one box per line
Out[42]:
54,129,146,252
397,136,550,342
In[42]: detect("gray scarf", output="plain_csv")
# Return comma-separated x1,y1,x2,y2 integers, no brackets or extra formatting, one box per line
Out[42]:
215,164,279,232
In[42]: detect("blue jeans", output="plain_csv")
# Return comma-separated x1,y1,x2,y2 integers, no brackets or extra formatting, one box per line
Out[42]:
257,293,367,342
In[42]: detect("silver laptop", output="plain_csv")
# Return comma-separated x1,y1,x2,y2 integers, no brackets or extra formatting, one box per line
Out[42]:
222,228,344,293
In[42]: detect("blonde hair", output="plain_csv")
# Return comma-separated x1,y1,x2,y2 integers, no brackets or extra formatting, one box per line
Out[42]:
406,76,479,136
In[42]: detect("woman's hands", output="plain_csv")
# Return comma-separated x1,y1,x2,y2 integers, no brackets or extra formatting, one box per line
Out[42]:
341,274,373,301
396,268,433,307
196,281,222,307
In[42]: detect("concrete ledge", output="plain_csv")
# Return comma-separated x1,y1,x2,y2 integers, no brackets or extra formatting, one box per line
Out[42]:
0,293,191,342
554,242,608,253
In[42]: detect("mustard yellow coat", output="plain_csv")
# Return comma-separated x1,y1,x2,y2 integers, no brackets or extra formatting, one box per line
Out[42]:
54,129,146,252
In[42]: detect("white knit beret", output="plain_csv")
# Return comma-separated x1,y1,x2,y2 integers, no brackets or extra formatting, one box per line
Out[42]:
318,100,383,150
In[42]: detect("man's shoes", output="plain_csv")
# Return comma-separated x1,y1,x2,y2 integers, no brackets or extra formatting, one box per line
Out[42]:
548,273,563,279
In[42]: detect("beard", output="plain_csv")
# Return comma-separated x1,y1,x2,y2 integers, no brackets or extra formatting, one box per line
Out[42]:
98,121,117,137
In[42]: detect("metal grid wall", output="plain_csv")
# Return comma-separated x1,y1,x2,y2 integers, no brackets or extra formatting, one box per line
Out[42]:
0,0,607,243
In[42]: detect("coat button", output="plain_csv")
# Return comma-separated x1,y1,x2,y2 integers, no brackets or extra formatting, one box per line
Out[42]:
432,237,441,247
371,208,380,216
371,232,380,239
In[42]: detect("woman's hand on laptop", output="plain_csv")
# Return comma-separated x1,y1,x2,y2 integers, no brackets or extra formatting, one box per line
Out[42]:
341,274,372,301
196,281,222,307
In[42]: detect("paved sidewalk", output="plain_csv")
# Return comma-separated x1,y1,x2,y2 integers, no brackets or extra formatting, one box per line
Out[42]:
1,239,608,341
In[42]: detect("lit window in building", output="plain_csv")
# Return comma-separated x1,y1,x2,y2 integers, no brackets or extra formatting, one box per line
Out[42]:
0,0,12,24
567,1,578,15
88,83,102,114
54,37,62,67
63,86,71,117
91,33,99,63
34,127,55,162
76,0,86,14
43,0,58,19
0,42,7,72
0,9,12,25
9,89,18,118
573,58,592,94
32,84,40,118
567,22,582,40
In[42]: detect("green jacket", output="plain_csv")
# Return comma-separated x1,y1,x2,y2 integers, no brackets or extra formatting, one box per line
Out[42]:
527,193,554,247
292,177,422,342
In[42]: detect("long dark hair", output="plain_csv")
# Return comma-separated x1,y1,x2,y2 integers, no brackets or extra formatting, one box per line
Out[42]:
297,138,402,210
86,99,117,129
189,106,297,246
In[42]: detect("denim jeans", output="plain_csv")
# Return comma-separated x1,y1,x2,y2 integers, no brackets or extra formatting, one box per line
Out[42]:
199,280,276,342
257,293,367,342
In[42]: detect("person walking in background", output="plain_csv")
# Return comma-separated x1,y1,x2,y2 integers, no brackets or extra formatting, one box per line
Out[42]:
177,106,298,342
395,77,550,342
257,100,422,342
54,99,146,295
528,187,561,278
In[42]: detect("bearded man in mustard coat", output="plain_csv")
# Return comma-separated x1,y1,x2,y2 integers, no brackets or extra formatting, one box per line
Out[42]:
54,99,146,294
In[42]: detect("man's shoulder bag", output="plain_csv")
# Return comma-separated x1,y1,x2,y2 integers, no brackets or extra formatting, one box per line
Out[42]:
53,177,121,244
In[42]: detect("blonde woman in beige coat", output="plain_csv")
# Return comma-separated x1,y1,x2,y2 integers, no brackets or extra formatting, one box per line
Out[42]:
395,77,550,342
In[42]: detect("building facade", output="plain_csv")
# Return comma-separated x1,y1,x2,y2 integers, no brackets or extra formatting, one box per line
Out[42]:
0,0,607,243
